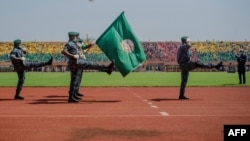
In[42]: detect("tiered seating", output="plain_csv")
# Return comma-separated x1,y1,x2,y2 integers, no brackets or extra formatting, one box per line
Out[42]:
0,41,249,62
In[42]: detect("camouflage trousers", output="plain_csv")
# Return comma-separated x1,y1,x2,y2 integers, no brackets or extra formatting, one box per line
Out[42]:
179,61,216,97
76,59,108,70
69,67,82,97
14,62,47,94
76,69,83,94
16,70,25,94
68,60,108,97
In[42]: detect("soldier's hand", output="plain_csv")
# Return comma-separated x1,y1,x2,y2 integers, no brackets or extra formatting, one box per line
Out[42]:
22,48,27,54
21,57,25,61
80,54,86,60
73,55,79,59
77,43,82,48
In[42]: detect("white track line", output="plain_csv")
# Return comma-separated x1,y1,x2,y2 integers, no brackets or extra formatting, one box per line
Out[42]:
1,114,250,118
159,112,169,116
169,115,250,117
151,105,158,108
125,88,169,117
0,115,163,118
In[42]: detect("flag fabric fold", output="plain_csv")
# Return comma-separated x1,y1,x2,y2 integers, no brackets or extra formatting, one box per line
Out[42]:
96,12,146,77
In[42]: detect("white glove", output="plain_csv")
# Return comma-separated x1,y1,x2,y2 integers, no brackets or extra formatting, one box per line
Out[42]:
73,55,79,59
77,43,82,48
80,54,86,60
22,47,27,51
21,57,25,61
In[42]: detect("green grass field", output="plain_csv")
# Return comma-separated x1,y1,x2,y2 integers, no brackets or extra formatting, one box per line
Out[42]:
0,72,249,87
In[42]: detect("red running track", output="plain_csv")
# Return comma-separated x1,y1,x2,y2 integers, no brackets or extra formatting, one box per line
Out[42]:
0,87,250,141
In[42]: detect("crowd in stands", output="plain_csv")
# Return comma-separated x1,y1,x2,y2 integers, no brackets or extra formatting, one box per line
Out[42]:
0,41,250,63
143,41,198,62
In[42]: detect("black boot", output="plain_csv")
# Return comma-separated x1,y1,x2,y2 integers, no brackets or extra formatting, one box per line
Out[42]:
104,62,114,75
214,61,223,70
68,93,79,103
179,90,189,100
77,93,84,97
14,91,24,100
179,96,189,100
73,93,82,100
46,57,53,65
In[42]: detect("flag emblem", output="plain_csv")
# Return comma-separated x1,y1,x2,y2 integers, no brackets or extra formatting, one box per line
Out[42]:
120,39,134,53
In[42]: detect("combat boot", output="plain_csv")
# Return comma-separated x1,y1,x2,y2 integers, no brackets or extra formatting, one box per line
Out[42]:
76,93,84,97
179,96,189,100
73,93,82,100
68,93,79,103
46,57,53,65
104,62,114,75
14,91,24,100
214,61,223,70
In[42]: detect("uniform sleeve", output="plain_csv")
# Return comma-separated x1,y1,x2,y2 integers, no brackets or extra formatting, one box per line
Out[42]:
65,41,77,55
10,49,17,57
64,43,68,50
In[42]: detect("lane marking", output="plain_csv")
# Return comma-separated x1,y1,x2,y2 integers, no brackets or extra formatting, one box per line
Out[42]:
0,115,163,118
1,114,250,118
147,102,152,105
151,105,158,108
169,115,250,117
159,112,169,116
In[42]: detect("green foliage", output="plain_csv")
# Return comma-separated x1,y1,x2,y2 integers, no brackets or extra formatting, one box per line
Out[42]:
0,72,249,87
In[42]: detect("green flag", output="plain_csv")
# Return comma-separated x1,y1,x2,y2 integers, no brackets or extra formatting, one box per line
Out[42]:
96,12,146,77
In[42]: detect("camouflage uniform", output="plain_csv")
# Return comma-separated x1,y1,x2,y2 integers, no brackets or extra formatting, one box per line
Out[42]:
10,39,52,100
64,36,113,103
235,51,247,84
177,36,222,99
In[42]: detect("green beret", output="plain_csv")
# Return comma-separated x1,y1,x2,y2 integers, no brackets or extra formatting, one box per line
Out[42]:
181,36,190,43
68,32,79,36
78,38,84,43
13,39,22,45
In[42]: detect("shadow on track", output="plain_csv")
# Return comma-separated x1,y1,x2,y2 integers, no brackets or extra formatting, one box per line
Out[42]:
28,95,122,104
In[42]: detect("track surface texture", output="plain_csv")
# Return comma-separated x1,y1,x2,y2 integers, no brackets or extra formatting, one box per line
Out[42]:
1,87,250,141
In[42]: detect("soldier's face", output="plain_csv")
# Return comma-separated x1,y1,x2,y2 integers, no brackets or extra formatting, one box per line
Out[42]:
186,41,192,48
69,35,77,41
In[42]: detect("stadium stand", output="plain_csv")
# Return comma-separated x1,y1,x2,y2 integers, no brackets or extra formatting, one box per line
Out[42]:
0,41,250,72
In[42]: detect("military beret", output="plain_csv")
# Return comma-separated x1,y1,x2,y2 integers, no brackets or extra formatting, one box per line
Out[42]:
13,39,22,44
68,32,79,36
78,38,84,43
181,36,190,43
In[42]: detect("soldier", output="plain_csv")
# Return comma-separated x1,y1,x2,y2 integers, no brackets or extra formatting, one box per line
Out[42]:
235,49,247,84
177,36,223,100
75,38,87,97
10,39,53,100
62,32,114,103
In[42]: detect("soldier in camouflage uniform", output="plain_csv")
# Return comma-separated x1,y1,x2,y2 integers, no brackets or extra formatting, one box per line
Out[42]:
177,36,223,100
62,32,114,103
75,38,86,97
10,39,53,100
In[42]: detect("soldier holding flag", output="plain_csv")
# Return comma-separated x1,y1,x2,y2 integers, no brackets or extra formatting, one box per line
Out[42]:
62,32,114,103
